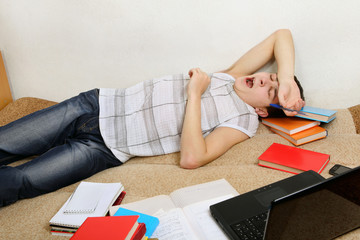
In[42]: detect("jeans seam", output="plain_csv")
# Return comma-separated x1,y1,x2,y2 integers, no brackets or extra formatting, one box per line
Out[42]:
77,116,99,132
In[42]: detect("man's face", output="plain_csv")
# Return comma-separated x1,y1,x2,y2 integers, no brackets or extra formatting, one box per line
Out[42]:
234,72,279,109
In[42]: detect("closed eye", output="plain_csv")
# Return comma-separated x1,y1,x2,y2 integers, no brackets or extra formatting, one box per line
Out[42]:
269,86,278,103
270,74,279,102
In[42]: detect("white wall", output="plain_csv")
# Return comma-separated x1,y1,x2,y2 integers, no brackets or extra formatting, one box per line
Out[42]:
0,0,359,108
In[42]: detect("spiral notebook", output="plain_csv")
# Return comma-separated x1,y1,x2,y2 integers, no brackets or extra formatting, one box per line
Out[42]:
50,182,124,228
64,182,104,214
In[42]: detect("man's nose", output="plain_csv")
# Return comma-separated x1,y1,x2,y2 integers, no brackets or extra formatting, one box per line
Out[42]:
259,78,267,86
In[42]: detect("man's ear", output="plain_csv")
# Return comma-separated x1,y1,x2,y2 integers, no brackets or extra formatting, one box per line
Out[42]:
255,107,269,118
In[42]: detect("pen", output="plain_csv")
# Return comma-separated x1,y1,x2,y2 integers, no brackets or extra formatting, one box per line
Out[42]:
270,104,308,116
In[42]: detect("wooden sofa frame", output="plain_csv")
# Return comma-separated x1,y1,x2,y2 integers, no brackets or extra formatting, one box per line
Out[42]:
0,51,13,110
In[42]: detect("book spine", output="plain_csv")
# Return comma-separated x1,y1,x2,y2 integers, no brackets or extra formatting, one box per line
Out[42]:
113,191,126,206
131,223,147,240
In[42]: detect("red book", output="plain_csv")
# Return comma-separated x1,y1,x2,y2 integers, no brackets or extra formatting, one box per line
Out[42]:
70,216,140,240
113,191,127,206
258,143,330,174
131,223,146,240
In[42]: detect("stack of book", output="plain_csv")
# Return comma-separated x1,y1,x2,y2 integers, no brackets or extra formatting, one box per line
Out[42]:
263,106,337,146
262,117,327,146
49,182,125,237
112,207,159,239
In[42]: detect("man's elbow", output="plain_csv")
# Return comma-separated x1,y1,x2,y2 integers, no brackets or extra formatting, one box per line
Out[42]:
274,28,292,37
180,153,203,169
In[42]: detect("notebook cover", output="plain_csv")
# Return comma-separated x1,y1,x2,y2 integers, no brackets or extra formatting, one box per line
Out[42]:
70,216,139,240
270,126,327,146
114,207,160,238
258,143,330,174
262,117,320,135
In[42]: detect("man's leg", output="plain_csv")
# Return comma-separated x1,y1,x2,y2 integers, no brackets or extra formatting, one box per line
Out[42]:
0,137,121,207
0,89,99,166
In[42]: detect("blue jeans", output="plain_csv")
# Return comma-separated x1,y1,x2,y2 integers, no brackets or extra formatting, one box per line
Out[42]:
0,89,121,207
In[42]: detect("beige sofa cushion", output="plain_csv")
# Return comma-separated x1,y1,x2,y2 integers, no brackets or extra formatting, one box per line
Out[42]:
0,97,57,126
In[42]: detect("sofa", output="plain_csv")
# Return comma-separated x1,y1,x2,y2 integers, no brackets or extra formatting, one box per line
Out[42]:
0,97,360,240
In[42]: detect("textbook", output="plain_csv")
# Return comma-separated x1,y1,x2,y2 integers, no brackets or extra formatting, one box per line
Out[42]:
131,223,147,240
262,117,320,135
270,125,328,146
109,179,239,240
70,216,145,240
258,143,330,174
114,207,159,238
49,182,124,229
295,106,337,123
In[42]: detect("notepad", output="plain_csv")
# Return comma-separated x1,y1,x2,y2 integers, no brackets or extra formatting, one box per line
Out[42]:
64,182,104,214
50,182,124,228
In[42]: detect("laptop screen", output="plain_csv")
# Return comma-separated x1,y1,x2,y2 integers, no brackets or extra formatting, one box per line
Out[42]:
264,167,360,240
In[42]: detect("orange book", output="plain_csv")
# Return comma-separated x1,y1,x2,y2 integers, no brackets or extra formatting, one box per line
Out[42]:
70,216,141,240
270,125,327,146
258,143,330,174
262,117,320,135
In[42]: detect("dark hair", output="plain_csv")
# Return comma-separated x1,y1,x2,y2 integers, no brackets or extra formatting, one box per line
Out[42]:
266,76,305,118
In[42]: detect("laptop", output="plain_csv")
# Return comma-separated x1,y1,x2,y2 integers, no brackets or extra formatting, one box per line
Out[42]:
210,166,360,240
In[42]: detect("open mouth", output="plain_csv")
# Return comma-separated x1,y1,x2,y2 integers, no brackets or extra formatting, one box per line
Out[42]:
246,77,254,88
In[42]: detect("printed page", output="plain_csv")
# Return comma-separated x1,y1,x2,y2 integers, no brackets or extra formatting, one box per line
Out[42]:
170,178,239,208
109,195,176,216
152,208,199,240
182,194,235,240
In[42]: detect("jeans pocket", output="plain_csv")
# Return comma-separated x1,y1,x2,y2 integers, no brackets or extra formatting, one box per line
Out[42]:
76,115,100,136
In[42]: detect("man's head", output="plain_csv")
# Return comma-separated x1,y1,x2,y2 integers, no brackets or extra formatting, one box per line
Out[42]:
233,72,304,117
266,75,305,117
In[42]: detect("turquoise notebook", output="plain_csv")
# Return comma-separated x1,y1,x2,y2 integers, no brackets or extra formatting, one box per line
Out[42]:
295,106,337,123
114,207,160,237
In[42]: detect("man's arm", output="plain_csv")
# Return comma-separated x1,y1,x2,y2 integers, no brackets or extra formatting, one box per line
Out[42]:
180,68,249,169
222,29,304,115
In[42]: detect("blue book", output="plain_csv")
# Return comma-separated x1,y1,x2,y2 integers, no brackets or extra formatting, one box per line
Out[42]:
295,106,337,123
114,207,159,238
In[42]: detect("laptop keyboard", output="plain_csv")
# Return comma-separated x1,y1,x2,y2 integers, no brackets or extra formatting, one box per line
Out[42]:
231,211,268,240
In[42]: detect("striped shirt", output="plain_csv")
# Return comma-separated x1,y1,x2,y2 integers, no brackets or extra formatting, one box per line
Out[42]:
99,72,259,163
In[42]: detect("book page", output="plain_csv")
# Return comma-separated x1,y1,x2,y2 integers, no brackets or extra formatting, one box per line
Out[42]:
182,194,234,240
110,195,176,216
170,179,239,208
151,208,198,240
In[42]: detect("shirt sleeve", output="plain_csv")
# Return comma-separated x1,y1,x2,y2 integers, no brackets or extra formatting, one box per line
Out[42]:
217,113,259,137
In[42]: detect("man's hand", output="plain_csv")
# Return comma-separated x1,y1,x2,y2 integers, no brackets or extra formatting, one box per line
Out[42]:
181,68,250,169
187,68,211,98
278,77,305,116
